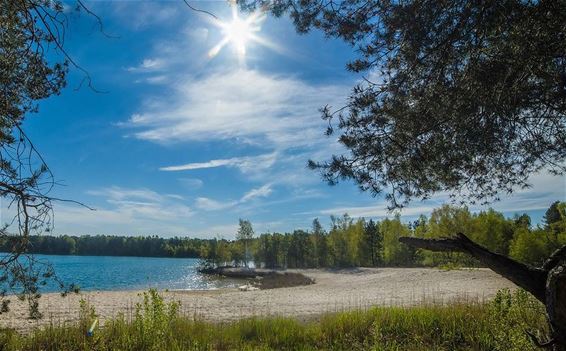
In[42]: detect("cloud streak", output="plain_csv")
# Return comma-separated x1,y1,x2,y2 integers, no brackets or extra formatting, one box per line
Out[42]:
241,184,272,202
195,184,273,211
127,58,165,72
160,152,277,173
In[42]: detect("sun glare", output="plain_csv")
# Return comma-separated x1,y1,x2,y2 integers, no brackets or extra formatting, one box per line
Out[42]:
223,14,252,55
208,6,265,63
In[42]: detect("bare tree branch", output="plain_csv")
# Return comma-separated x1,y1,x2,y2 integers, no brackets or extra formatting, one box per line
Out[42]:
182,0,218,20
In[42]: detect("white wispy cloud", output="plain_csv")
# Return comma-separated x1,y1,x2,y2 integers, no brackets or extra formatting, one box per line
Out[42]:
40,186,193,235
134,75,169,85
195,197,236,211
318,204,430,218
240,184,273,202
52,204,191,236
126,69,347,149
85,186,193,222
192,223,239,238
317,170,565,220
109,2,179,30
87,187,164,203
178,178,204,190
159,148,343,189
160,152,277,172
127,58,165,72
195,184,273,211
484,170,565,213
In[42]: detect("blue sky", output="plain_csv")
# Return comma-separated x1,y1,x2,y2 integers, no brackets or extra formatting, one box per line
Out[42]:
9,1,564,238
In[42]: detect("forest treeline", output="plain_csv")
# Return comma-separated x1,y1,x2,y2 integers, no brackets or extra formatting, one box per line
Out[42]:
0,235,207,258
208,201,566,268
2,202,564,268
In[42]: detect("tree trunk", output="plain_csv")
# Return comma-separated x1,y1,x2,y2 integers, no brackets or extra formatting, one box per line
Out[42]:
399,233,566,350
546,262,566,350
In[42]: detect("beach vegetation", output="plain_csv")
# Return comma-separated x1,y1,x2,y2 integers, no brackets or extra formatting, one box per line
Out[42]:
0,288,548,350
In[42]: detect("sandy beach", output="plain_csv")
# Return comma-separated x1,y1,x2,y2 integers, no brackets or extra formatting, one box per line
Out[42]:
0,268,517,332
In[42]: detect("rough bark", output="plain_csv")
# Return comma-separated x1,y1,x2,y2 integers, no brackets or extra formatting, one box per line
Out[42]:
546,262,566,350
399,233,566,350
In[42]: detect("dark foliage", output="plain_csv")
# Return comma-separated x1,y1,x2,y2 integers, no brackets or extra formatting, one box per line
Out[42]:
0,235,207,258
240,0,566,209
0,0,99,316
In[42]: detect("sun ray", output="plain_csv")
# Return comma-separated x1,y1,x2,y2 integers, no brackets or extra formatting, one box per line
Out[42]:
208,37,230,58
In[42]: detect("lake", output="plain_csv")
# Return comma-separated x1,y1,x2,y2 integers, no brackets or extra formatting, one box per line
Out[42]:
22,254,242,293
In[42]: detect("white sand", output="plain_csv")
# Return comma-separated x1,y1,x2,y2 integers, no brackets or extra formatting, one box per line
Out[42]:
0,268,517,332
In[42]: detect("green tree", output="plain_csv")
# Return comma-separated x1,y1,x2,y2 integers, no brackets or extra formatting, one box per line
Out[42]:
544,201,563,229
363,219,382,266
311,218,328,267
509,228,548,266
424,206,475,266
543,201,566,250
513,214,531,230
381,215,414,266
472,209,514,255
287,230,313,268
347,219,365,266
230,240,245,267
215,238,232,266
328,214,353,267
553,202,566,236
254,234,270,268
236,219,254,268
413,215,428,239
277,233,290,269
539,202,566,255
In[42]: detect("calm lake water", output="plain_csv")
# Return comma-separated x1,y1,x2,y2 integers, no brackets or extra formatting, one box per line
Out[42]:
25,254,242,293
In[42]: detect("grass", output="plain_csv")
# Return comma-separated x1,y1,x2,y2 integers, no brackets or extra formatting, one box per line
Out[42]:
437,262,463,271
0,289,549,350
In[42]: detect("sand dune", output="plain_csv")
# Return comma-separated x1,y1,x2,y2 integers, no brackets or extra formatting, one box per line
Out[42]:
0,268,517,332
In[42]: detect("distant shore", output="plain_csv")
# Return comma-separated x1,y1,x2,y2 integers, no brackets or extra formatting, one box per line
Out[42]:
0,268,517,333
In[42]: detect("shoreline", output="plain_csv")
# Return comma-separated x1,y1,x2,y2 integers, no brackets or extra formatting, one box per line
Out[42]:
0,268,517,333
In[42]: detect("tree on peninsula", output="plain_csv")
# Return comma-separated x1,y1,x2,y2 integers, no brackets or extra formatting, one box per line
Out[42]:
237,219,254,268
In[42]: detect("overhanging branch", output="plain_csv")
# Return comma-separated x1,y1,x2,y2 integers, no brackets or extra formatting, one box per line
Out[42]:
400,233,548,303
543,245,566,271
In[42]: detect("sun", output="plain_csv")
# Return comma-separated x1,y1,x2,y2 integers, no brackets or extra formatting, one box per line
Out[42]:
222,10,256,56
208,5,266,63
